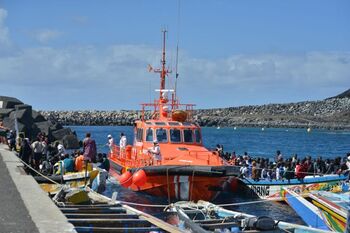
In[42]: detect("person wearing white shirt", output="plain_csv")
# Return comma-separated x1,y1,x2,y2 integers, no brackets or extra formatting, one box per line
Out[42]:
119,133,127,157
148,140,162,165
57,143,66,156
106,134,115,152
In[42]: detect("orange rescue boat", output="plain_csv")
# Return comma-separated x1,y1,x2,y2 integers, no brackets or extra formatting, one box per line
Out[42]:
109,30,239,201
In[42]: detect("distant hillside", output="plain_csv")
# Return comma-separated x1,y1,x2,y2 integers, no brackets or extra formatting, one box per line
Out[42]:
328,88,350,99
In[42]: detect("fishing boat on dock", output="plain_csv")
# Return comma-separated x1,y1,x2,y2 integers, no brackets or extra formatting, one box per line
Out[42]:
108,30,240,201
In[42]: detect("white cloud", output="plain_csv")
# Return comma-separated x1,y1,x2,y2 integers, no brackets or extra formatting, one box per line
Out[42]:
0,7,349,109
32,29,62,43
180,52,350,89
0,44,349,109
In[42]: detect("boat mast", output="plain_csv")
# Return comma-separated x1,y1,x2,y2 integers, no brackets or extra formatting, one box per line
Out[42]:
160,29,167,99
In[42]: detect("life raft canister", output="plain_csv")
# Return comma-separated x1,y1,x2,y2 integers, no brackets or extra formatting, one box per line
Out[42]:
171,110,188,122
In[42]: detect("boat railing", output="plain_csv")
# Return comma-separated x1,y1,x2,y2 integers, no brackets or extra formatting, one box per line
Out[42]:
187,150,222,165
140,101,195,121
109,145,154,167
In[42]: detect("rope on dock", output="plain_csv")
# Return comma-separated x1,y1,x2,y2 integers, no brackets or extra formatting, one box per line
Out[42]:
16,154,62,185
118,197,282,208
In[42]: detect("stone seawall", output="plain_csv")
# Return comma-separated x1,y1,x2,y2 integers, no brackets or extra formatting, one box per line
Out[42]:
40,97,350,130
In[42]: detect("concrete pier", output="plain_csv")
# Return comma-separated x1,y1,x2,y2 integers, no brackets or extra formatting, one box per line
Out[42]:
0,144,76,233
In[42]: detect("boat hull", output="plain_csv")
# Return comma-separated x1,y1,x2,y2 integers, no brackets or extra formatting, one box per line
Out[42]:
39,170,99,194
284,188,330,230
235,175,347,201
132,175,228,201
109,167,229,201
308,191,349,232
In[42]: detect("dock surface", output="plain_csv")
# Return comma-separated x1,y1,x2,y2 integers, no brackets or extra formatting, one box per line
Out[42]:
0,144,75,233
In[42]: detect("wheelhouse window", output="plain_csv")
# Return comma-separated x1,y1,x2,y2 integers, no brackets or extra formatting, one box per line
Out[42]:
170,129,181,143
145,128,153,142
169,122,181,126
156,128,168,143
194,129,201,143
136,128,143,142
184,129,193,143
155,122,166,126
145,121,153,125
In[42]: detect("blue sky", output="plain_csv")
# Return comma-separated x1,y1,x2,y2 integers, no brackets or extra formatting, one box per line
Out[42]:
0,1,349,110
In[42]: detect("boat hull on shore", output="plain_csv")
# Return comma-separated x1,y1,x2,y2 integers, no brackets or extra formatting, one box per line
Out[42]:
235,174,347,201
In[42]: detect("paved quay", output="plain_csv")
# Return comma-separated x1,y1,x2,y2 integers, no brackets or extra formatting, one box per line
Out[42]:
0,144,76,233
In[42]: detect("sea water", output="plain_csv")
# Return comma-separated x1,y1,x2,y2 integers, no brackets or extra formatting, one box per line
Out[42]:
69,126,350,224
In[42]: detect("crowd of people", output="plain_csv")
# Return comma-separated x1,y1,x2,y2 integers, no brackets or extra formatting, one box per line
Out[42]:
216,145,350,182
2,124,349,183
4,131,110,177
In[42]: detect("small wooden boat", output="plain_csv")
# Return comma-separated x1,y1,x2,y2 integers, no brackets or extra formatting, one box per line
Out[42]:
236,174,347,201
36,169,99,194
170,200,333,232
52,187,181,233
284,188,350,232
309,191,349,232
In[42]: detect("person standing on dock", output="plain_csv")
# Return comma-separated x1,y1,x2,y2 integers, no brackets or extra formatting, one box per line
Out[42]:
19,138,32,172
31,137,44,170
0,121,9,144
83,132,97,163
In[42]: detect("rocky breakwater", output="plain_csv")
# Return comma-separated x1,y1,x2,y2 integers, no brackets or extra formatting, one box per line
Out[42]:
40,96,350,130
195,97,350,129
0,96,79,149
41,110,142,126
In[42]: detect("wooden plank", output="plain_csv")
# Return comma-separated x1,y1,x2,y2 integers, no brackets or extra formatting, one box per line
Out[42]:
69,218,152,227
60,206,125,211
122,204,183,233
74,226,162,233
60,204,122,208
61,207,126,214
194,219,231,224
200,221,239,230
65,213,139,219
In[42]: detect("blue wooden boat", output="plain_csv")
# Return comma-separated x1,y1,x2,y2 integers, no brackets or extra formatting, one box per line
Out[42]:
284,188,330,230
308,191,349,232
237,174,347,201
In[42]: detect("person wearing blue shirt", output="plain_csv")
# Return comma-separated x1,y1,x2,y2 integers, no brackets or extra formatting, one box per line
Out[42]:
63,154,74,173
